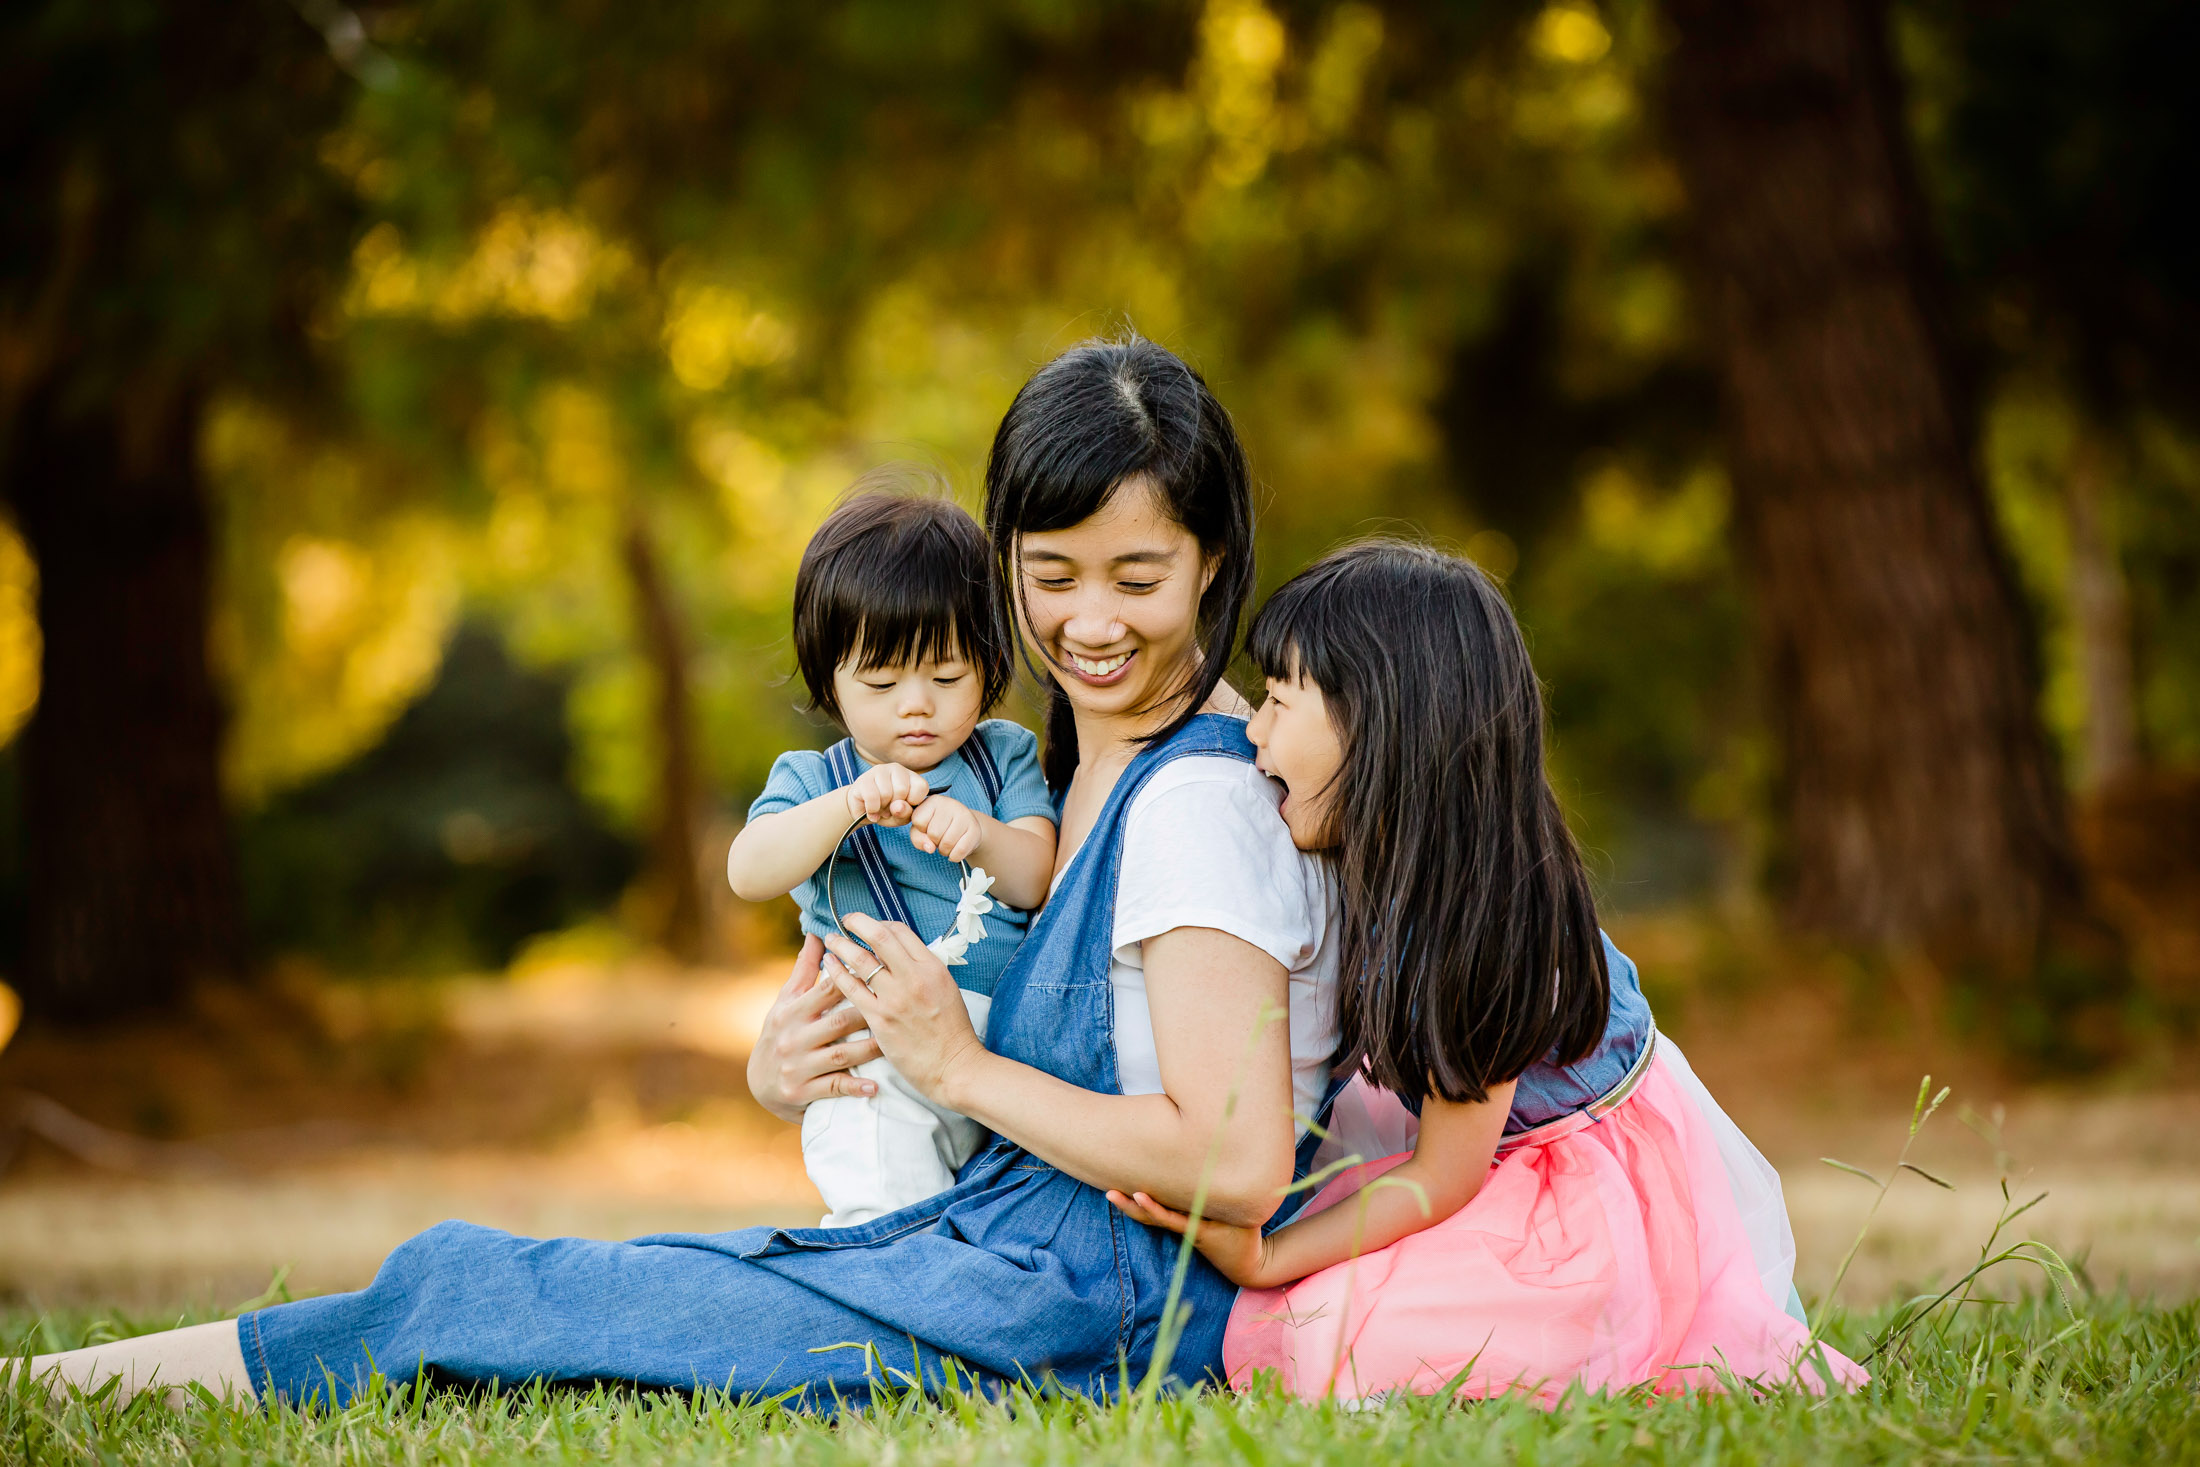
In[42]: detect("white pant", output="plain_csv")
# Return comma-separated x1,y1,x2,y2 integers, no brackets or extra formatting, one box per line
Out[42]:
801,990,993,1228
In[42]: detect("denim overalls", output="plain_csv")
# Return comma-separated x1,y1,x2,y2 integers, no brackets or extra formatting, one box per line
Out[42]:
241,714,1299,1408
1507,934,1656,1132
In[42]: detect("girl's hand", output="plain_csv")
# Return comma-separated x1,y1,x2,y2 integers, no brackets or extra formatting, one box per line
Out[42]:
1106,1188,1273,1288
821,914,989,1104
844,763,930,828
745,936,882,1122
907,793,981,861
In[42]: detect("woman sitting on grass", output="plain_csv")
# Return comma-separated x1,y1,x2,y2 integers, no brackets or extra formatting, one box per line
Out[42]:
11,335,1344,1411
1108,540,1869,1404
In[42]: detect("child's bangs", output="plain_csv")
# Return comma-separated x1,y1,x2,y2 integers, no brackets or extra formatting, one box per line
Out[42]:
847,603,968,673
840,534,987,673
792,489,1010,718
1246,572,1331,690
1249,632,1307,687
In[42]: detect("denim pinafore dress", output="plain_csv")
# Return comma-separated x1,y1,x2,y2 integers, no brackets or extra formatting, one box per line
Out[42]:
242,713,1312,1408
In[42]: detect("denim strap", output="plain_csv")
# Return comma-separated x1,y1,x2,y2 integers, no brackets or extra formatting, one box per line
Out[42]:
1497,1028,1660,1155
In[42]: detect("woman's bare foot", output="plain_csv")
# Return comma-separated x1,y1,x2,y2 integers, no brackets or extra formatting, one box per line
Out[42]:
6,1319,254,1409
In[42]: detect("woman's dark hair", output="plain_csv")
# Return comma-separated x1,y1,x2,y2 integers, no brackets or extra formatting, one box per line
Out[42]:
983,335,1255,789
793,489,1012,722
1248,539,1610,1109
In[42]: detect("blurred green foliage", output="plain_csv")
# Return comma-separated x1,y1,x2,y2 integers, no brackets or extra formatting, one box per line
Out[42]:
3,0,2195,973
240,624,637,974
209,0,1722,916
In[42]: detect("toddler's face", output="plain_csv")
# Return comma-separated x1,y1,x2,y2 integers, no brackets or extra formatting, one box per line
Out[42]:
833,646,985,773
1246,671,1345,851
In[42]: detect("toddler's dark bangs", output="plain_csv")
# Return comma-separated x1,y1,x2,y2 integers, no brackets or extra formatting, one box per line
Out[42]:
793,493,1008,720
844,590,972,675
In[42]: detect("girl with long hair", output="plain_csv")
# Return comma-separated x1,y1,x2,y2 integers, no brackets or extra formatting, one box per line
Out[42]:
1109,539,1866,1403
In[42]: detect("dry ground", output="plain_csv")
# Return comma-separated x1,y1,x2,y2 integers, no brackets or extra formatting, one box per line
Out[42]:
2,915,2194,1316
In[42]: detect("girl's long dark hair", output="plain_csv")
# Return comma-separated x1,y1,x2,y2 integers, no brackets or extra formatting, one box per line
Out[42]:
1249,540,1610,1108
984,335,1255,790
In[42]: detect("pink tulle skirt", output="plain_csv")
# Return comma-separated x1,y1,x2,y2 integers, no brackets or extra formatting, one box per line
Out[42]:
1223,1043,1868,1404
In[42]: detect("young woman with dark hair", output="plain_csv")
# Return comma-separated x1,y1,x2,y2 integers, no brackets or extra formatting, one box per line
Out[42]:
1110,540,1867,1404
981,334,1254,792
17,336,1342,1411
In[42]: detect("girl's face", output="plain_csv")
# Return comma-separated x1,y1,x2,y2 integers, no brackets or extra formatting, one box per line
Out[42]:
1246,669,1345,850
1015,477,1216,728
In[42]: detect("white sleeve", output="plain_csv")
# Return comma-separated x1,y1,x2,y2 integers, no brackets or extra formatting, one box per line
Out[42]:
1111,758,1321,972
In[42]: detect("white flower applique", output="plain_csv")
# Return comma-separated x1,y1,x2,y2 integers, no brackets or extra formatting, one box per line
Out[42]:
925,867,995,967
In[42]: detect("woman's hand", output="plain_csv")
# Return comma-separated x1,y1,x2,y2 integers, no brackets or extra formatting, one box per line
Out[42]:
745,936,883,1123
821,914,990,1106
1106,1189,1274,1288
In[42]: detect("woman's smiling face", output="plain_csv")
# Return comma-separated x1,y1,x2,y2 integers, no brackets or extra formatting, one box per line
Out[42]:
1246,670,1345,850
1015,477,1215,727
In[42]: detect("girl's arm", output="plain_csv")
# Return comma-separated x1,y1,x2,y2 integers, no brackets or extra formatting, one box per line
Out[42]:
1107,1080,1517,1289
822,916,1298,1228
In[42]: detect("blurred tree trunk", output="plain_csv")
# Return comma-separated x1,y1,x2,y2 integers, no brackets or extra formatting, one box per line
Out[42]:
4,376,244,1021
2064,426,2140,791
621,506,708,963
1658,0,2097,973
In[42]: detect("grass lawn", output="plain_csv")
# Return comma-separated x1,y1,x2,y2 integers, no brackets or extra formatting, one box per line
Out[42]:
6,1295,2197,1465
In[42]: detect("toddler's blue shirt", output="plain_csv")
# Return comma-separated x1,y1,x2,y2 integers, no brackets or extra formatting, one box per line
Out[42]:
746,719,1055,998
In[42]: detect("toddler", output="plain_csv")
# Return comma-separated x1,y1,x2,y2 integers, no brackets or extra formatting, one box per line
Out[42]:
728,490,1057,1226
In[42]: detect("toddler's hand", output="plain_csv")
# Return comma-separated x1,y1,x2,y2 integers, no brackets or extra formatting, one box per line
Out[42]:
908,794,981,862
844,762,930,827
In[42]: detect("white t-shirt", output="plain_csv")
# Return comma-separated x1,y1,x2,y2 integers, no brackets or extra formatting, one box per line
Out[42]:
1061,752,1341,1133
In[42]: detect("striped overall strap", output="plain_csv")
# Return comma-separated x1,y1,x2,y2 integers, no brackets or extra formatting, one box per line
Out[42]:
961,724,1004,805
823,739,918,929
